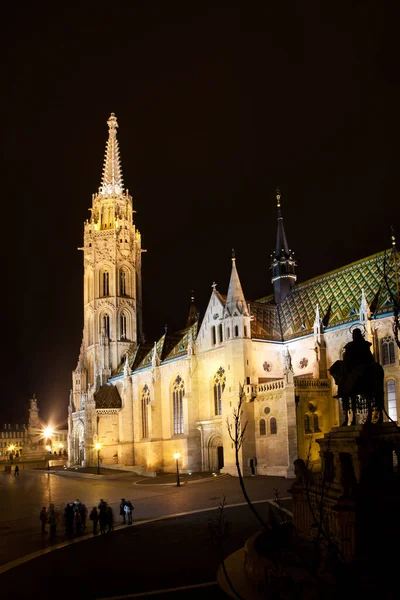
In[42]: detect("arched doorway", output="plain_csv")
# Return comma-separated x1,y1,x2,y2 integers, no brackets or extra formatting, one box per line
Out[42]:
207,435,223,472
74,421,85,466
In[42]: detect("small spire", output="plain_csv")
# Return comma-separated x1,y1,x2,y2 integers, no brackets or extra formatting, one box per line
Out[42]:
100,113,124,196
225,253,248,317
212,281,217,291
186,291,198,328
232,248,236,261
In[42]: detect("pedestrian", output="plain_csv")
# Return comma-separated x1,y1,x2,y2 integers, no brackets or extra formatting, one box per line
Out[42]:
80,503,88,533
75,508,82,536
48,503,59,538
64,502,74,538
39,506,48,534
124,500,133,525
14,465,19,477
99,502,108,535
119,498,126,524
89,506,99,535
107,505,114,533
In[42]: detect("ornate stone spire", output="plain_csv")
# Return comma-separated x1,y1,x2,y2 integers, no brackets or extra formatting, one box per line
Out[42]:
100,113,124,196
224,250,249,316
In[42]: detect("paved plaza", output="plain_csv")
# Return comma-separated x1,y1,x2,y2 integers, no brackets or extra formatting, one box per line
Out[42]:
0,467,293,597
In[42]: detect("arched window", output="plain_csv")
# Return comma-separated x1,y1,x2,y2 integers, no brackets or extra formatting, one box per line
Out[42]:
387,379,397,422
244,325,248,338
173,376,185,434
234,325,239,337
141,384,150,438
259,419,266,436
103,314,110,338
213,367,226,415
270,417,277,435
103,271,109,296
120,313,127,339
211,326,216,346
382,335,396,366
218,324,223,343
120,270,127,296
304,414,311,434
226,327,230,339
313,413,321,432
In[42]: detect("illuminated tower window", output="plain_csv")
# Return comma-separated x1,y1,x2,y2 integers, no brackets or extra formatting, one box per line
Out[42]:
120,313,127,339
259,419,266,436
173,375,185,434
270,417,277,435
382,335,396,366
120,270,127,296
103,272,109,296
141,384,150,438
213,367,226,415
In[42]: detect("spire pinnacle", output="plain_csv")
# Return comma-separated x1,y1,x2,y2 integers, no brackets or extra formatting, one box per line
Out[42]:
100,113,124,196
224,254,249,316
276,187,281,208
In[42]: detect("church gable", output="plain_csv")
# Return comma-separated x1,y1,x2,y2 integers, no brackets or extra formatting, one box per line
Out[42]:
197,290,226,351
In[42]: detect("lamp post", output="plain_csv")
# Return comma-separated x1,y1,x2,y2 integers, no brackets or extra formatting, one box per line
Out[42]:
95,443,101,475
173,452,181,487
8,445,15,464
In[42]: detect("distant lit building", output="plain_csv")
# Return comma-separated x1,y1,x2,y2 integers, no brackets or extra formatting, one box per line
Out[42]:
68,114,400,475
0,395,67,460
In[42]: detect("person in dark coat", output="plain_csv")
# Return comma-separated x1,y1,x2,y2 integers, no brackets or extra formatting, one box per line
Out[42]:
39,506,48,534
89,507,99,535
107,505,114,533
80,503,88,533
64,502,75,538
119,498,126,524
99,502,108,535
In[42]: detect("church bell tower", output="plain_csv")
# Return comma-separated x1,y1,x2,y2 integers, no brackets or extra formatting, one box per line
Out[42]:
72,113,143,408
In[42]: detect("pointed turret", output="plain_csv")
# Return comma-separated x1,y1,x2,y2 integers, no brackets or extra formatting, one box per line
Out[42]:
186,291,198,328
100,113,124,196
270,188,297,304
224,250,249,317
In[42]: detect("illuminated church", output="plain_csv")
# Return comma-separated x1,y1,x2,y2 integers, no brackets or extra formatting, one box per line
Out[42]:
68,114,400,476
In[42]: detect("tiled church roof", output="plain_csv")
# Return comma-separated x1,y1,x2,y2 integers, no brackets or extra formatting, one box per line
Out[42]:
258,249,398,341
94,384,122,409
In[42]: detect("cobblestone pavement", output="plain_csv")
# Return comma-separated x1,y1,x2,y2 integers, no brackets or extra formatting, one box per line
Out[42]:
0,468,293,568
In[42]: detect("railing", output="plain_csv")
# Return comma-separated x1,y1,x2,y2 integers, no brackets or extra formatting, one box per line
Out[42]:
294,379,330,389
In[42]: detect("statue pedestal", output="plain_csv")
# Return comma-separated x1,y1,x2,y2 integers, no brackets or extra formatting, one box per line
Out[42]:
291,422,400,566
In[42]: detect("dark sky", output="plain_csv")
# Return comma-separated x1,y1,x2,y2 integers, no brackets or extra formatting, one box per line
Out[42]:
1,2,398,426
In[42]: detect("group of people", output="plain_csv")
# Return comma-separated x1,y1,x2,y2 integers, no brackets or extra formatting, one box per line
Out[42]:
39,497,135,538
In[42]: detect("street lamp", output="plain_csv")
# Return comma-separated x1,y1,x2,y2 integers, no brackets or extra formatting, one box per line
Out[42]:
173,452,181,487
95,443,101,475
8,445,15,464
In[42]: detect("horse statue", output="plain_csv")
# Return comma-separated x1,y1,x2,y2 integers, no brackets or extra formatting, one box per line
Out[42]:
329,328,384,426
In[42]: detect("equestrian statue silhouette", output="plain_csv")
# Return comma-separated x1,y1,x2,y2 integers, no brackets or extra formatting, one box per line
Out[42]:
329,327,384,426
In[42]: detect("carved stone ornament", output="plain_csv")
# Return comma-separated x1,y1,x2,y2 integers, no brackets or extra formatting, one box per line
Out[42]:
299,357,309,369
263,361,272,372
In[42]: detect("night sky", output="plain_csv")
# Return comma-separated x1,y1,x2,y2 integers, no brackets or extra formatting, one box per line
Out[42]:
2,3,398,426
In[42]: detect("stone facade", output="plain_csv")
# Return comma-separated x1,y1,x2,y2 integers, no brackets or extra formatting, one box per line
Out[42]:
68,114,400,477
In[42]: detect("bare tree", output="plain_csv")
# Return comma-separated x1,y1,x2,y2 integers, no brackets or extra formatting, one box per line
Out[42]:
226,383,268,529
